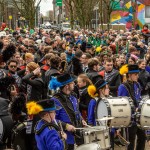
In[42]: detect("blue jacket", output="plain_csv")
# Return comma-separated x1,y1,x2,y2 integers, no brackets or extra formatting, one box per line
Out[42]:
146,66,150,74
35,120,64,150
65,51,74,63
118,82,141,105
51,94,82,144
88,99,96,126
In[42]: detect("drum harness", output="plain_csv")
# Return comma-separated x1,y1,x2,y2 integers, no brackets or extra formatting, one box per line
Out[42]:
35,121,60,135
123,81,141,108
53,92,82,128
34,121,67,147
53,92,83,140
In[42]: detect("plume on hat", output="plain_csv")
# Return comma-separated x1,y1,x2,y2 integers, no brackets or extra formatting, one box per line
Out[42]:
96,46,102,53
26,101,43,115
87,84,98,98
48,76,61,91
119,64,128,75
2,44,16,62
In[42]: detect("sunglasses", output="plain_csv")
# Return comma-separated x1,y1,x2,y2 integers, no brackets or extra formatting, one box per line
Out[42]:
10,65,17,68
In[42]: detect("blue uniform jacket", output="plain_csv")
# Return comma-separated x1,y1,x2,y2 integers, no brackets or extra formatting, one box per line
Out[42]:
146,66,150,74
88,99,96,126
51,95,81,144
118,82,141,104
35,120,64,150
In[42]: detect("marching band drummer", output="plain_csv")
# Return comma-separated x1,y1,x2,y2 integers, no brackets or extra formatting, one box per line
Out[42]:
87,78,109,126
26,99,74,150
49,73,87,150
87,78,117,150
118,64,146,150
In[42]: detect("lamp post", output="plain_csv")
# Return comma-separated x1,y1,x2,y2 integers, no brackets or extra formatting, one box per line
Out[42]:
94,3,99,30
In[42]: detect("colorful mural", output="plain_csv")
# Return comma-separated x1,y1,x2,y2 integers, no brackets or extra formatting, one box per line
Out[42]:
110,0,150,29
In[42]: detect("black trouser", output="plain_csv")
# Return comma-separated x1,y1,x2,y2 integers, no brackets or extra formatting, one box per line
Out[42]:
0,115,13,149
67,144,74,150
110,131,114,150
127,125,146,150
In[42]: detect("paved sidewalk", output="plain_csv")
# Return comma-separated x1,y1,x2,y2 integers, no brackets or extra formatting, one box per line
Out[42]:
115,143,150,150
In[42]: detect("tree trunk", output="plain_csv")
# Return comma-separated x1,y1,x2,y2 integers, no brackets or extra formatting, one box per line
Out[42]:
29,17,35,29
107,13,110,31
68,0,74,29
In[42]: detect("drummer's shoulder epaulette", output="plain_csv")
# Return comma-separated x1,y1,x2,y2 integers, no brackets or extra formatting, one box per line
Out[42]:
35,121,60,135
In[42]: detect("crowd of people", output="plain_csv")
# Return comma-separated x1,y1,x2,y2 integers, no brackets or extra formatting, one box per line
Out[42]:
0,24,150,150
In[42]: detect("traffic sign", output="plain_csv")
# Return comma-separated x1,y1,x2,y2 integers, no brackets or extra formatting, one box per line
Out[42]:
56,0,62,6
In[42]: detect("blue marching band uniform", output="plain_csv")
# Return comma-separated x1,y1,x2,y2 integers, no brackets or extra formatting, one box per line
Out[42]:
35,119,64,150
118,64,146,150
87,98,97,126
52,94,82,145
26,99,66,150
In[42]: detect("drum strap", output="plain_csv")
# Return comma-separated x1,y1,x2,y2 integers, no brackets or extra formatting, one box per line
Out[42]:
0,118,4,144
123,81,139,107
53,93,82,127
35,122,60,135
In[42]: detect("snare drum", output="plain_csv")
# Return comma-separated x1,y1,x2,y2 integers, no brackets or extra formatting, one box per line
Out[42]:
76,143,101,150
83,126,110,149
137,98,150,129
96,97,133,127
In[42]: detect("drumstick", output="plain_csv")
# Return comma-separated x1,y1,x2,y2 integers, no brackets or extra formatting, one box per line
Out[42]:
84,124,93,128
75,128,86,130
84,124,106,130
58,120,64,133
118,134,130,145
58,121,66,149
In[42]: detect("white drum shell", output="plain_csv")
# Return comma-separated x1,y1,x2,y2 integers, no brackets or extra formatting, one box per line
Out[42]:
76,143,101,150
139,99,150,128
83,126,110,149
96,97,132,127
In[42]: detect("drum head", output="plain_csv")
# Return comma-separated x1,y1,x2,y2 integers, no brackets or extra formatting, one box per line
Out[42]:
96,100,108,125
140,99,150,128
76,143,101,150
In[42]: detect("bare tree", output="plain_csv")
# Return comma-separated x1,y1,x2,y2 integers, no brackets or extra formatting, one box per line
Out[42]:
0,0,5,22
11,0,42,29
102,0,122,30
70,0,99,29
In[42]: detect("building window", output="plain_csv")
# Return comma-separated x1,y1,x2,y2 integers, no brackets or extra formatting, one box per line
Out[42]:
145,6,150,18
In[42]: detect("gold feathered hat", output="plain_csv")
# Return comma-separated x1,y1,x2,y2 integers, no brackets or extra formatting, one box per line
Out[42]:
26,99,60,115
87,79,107,98
119,64,128,75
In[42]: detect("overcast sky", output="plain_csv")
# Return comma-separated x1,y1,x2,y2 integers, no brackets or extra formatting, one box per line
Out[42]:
40,0,53,15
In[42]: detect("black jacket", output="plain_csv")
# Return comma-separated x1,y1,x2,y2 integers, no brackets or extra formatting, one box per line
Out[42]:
22,72,44,101
104,69,121,97
138,69,150,96
0,97,9,116
87,69,102,83
72,57,83,76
